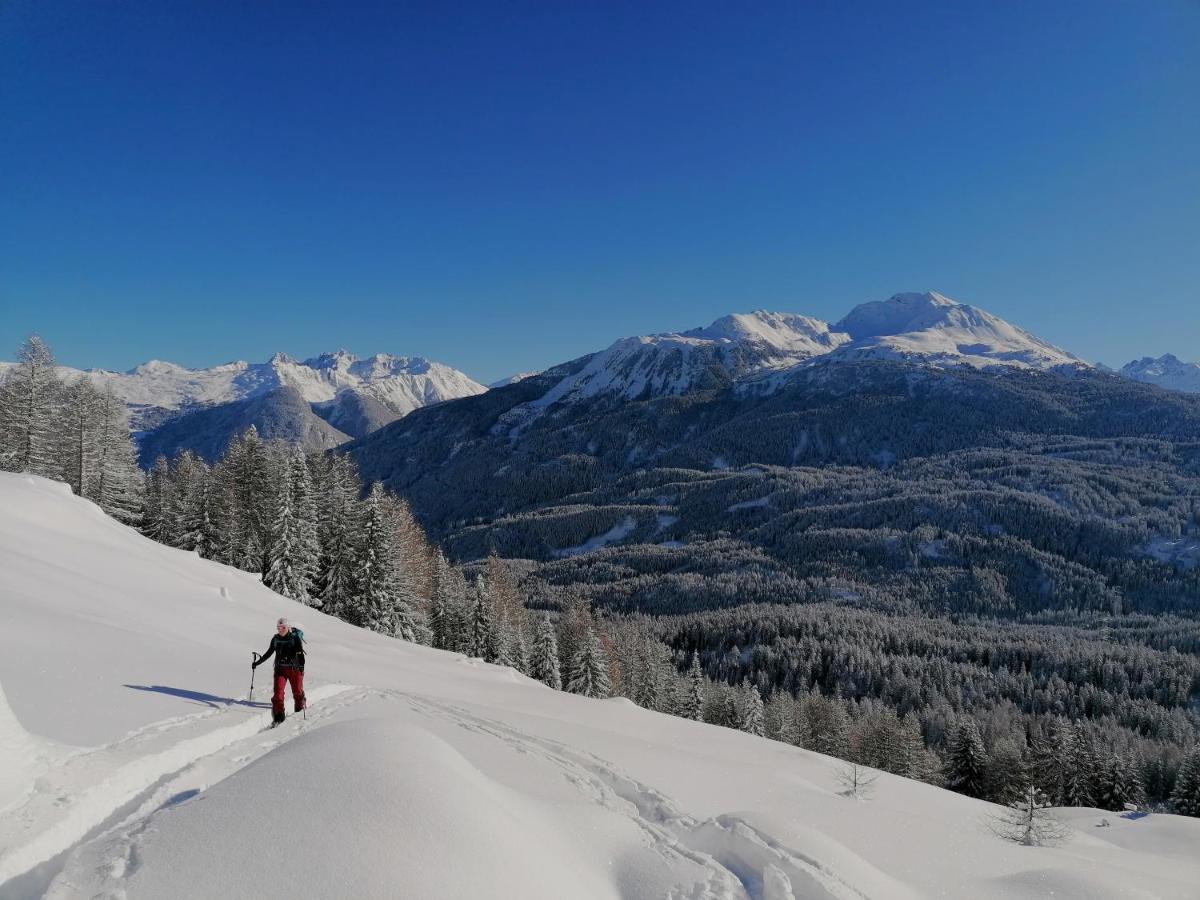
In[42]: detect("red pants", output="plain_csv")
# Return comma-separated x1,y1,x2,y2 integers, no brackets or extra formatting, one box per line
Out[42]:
273,667,305,716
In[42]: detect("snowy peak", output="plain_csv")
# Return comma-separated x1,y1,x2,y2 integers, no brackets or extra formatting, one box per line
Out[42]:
683,310,850,359
830,291,1085,370
40,352,486,432
835,291,961,339
533,310,845,407
1120,354,1200,394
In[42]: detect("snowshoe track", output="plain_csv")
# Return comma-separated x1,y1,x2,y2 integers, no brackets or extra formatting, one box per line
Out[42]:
0,683,366,896
401,693,871,900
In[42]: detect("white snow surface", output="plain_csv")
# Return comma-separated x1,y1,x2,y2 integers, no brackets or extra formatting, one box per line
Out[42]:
0,350,486,430
2,473,1198,900
1120,354,1200,394
829,292,1085,370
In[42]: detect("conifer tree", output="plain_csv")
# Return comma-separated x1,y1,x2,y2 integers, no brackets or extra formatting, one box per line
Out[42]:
0,335,62,477
352,482,400,632
314,455,360,618
1171,746,1200,818
945,719,990,798
467,575,498,662
681,651,705,720
566,629,611,699
264,451,319,604
530,613,562,688
91,388,142,523
1094,751,1144,812
141,456,171,542
740,682,766,737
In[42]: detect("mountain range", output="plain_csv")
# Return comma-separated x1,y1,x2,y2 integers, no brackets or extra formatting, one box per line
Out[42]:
4,290,1196,464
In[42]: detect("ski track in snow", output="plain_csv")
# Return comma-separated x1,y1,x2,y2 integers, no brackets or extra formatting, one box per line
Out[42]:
399,693,871,900
0,683,366,897
10,684,878,900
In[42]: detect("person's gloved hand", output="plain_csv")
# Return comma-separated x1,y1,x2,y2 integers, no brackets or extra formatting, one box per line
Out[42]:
251,659,259,669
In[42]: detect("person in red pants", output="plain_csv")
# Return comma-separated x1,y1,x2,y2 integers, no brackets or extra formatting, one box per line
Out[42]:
252,617,306,725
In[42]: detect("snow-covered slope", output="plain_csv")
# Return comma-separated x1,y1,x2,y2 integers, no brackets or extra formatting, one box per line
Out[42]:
533,311,848,407
2,472,1198,899
830,291,1085,369
0,351,487,432
1120,354,1200,394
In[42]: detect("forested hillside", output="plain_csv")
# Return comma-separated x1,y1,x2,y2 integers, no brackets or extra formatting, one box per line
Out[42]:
345,358,1200,809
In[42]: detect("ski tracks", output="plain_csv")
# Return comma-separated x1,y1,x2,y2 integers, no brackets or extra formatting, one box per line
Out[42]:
0,683,368,898
400,694,872,900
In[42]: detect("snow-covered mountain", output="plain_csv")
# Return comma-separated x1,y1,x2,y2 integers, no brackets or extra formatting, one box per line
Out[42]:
516,292,1085,413
829,291,1085,370
532,311,849,407
0,350,487,433
3,471,1198,898
1120,354,1200,394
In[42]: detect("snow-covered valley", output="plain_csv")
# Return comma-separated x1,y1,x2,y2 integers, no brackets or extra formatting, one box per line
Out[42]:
2,472,1198,899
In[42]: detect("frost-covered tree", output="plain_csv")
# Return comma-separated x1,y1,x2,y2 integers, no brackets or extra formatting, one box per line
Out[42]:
313,454,360,618
739,681,765,737
60,379,102,500
945,719,989,798
989,786,1070,846
837,763,879,800
91,389,142,523
467,575,499,662
264,451,320,604
1094,751,1144,812
1171,746,1200,818
0,335,63,477
566,629,611,699
530,613,562,689
141,456,171,542
681,651,705,721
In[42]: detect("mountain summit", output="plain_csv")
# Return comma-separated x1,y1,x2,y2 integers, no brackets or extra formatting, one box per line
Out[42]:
526,291,1086,410
830,291,1085,369
1120,354,1200,394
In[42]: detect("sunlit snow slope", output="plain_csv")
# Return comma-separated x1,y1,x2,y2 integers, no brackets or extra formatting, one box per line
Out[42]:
1,473,1197,900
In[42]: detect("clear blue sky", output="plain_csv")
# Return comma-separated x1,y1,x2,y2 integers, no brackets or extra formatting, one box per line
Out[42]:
1,1,1196,383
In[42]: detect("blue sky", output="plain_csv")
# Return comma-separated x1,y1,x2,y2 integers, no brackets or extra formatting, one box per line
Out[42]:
1,1,1196,383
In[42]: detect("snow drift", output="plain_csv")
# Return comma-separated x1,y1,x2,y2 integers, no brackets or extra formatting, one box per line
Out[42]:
1,472,1198,899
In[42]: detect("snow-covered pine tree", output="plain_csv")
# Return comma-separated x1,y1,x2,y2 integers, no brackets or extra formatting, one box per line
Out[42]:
467,575,498,662
566,628,611,699
1060,723,1095,807
214,426,274,573
167,451,204,549
60,379,102,501
530,613,562,689
681,651,705,721
765,692,801,745
633,638,661,711
313,454,360,619
1094,751,1145,812
945,719,990,798
92,389,142,523
984,738,1028,804
740,681,766,737
141,456,171,542
264,450,320,604
1170,745,1200,817
799,691,850,758
989,785,1069,846
0,335,63,477
350,482,400,632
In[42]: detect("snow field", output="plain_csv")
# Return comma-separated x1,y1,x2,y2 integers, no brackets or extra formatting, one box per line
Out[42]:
2,472,1200,899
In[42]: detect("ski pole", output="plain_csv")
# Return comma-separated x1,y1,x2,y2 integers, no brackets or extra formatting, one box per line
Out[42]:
249,652,259,701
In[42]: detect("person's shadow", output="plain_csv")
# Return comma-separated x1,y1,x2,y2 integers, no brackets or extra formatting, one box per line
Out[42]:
124,684,270,709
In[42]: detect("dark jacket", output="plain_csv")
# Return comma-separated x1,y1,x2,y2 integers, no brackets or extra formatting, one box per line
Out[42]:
257,631,305,670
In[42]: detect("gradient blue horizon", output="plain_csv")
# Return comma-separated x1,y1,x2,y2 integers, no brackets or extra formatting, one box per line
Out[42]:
1,1,1197,383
